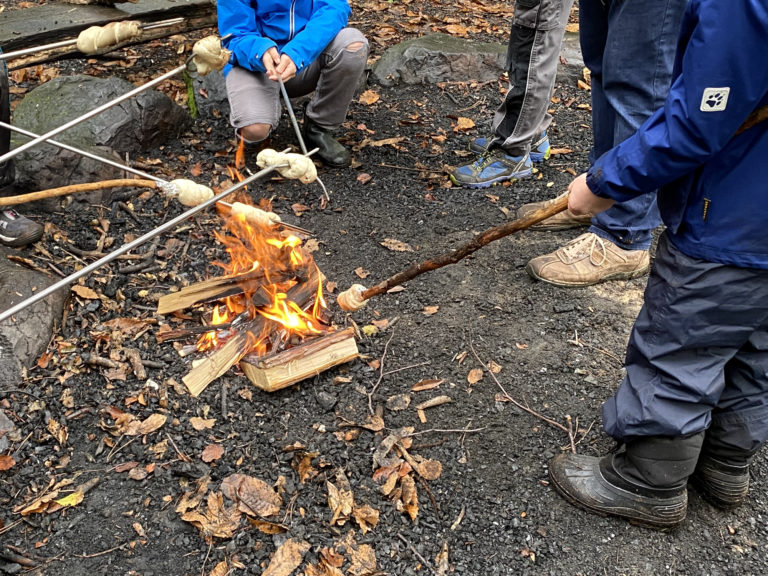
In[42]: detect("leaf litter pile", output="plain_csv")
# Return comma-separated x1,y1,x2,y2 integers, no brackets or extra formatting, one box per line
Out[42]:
3,1,768,576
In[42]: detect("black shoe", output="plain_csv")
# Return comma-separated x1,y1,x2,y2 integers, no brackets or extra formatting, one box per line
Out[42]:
690,454,750,509
0,209,44,247
302,116,351,168
548,453,688,530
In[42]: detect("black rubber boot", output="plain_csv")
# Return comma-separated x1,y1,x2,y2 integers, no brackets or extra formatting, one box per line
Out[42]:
549,434,704,530
690,455,750,509
302,116,351,168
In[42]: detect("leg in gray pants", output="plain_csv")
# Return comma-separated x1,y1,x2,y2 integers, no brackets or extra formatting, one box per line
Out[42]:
493,0,575,157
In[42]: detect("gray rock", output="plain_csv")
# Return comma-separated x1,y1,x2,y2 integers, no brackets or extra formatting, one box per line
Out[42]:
11,74,190,197
372,33,506,87
0,249,67,389
372,32,584,87
0,409,15,452
193,69,230,119
316,391,337,411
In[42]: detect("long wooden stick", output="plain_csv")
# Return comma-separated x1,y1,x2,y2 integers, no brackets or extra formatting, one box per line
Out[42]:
360,192,569,302
0,178,158,206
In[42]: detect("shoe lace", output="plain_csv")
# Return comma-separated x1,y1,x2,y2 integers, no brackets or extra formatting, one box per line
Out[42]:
561,233,607,266
473,149,502,170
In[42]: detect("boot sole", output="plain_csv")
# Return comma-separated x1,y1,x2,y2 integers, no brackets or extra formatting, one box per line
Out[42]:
549,467,685,531
525,262,649,287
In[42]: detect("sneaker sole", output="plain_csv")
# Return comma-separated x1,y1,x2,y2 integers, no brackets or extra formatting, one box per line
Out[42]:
525,262,649,287
0,227,44,248
469,143,550,164
449,170,533,189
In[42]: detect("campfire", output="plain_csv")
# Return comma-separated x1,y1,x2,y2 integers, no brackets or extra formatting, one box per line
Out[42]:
157,170,358,397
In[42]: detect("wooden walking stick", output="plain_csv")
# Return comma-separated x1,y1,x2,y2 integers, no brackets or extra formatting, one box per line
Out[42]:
337,192,571,311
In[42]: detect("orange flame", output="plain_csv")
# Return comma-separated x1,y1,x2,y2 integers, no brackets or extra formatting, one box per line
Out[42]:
195,185,327,356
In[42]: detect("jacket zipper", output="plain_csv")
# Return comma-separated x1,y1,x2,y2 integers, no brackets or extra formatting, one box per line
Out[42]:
289,0,298,40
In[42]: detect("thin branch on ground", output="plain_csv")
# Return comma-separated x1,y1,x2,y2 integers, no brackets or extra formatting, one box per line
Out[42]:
406,426,486,436
567,330,623,365
367,326,396,415
381,360,431,377
467,331,582,452
397,533,439,576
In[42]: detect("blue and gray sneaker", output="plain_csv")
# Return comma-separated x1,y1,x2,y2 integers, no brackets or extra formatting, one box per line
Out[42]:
450,149,533,189
469,131,551,163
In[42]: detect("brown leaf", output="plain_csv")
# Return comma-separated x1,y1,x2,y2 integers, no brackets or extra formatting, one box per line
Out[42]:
412,378,444,392
236,476,282,517
114,461,139,473
380,238,414,252
354,267,370,279
0,454,15,471
352,504,380,534
291,203,310,216
303,238,320,253
399,474,419,521
467,368,484,384
47,418,68,446
247,516,289,535
361,414,385,432
189,162,203,177
445,24,469,37
356,173,372,184
202,444,225,463
135,413,167,436
181,491,242,542
71,284,99,300
327,469,354,525
128,466,149,481
453,117,475,132
190,416,216,431
359,136,406,149
208,561,229,576
358,89,380,105
262,539,311,576
423,305,439,315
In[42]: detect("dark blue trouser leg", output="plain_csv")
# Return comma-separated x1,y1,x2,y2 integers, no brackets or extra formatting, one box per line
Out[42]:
603,233,768,445
579,0,686,249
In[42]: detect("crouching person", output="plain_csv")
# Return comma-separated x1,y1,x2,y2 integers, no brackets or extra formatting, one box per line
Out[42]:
218,0,369,168
548,0,768,530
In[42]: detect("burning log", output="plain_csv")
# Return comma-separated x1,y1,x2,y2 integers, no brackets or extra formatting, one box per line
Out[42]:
240,327,358,392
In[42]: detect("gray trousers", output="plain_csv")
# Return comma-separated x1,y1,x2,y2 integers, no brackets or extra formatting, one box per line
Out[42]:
603,232,768,457
226,28,368,134
492,0,575,156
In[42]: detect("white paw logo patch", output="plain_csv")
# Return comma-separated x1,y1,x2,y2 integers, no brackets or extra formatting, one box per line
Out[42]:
700,87,729,112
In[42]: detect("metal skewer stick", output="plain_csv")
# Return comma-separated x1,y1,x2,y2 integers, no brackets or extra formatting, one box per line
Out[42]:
277,76,329,200
0,121,165,182
0,17,186,61
277,76,307,155
0,122,315,235
0,157,290,324
0,62,188,166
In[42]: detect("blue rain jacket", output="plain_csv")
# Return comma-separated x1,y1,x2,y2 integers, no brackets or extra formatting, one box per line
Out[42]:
218,0,351,75
586,0,768,269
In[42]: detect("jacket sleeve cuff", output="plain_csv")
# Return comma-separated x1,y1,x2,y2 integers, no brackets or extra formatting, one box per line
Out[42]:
585,168,613,199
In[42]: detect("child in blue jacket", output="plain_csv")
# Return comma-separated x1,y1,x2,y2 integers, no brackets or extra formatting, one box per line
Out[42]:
218,0,368,167
548,0,768,529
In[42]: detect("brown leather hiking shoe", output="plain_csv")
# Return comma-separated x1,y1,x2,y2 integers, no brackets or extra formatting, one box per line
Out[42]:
526,232,650,287
549,453,688,530
516,192,591,230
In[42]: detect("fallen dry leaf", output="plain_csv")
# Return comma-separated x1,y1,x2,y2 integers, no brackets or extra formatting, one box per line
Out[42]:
327,470,354,526
202,444,225,463
354,266,370,279
398,474,419,521
208,561,229,576
423,305,439,315
262,539,311,576
453,117,475,132
190,416,216,431
467,368,484,384
181,491,242,543
356,172,372,184
0,454,16,471
380,238,414,252
358,89,380,105
412,378,444,392
222,474,282,518
352,504,380,534
71,284,99,300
